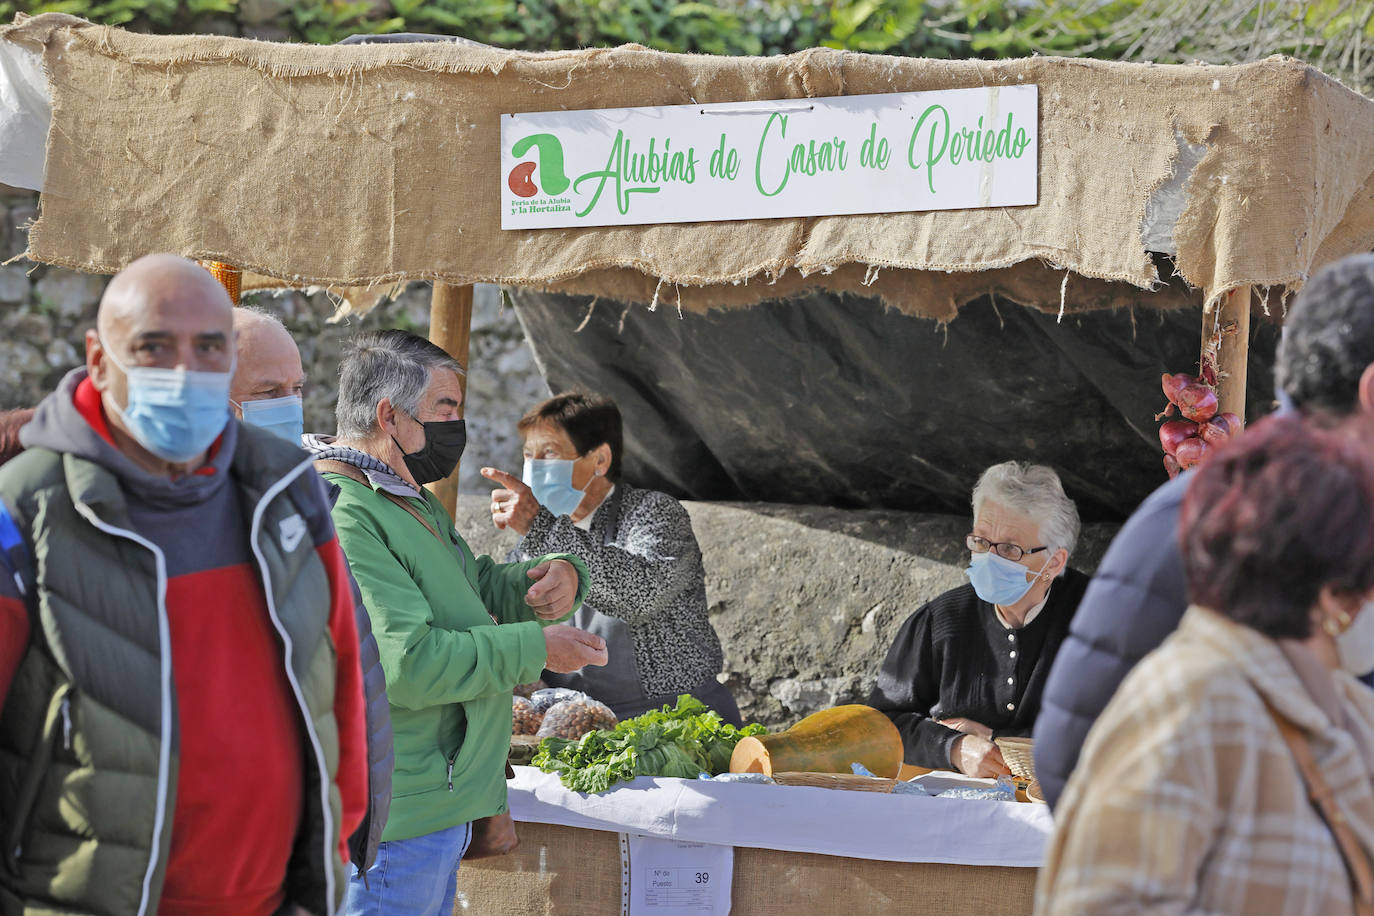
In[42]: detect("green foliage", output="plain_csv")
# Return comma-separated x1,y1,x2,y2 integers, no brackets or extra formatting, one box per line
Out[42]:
0,0,1086,57
2,0,1369,93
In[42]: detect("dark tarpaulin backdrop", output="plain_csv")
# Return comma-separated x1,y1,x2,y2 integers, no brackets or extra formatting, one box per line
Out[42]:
509,289,1279,522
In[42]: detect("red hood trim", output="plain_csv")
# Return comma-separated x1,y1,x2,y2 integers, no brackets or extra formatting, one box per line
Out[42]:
73,376,224,475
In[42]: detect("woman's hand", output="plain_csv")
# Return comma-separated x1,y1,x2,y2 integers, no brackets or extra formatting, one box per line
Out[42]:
524,559,580,620
938,717,993,738
950,735,1012,778
482,467,541,536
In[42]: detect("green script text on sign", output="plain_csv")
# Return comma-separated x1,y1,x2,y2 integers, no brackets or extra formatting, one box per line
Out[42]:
500,85,1038,230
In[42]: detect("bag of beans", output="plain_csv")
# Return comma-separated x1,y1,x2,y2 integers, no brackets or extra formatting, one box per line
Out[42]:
512,696,544,736
528,687,584,714
536,696,617,740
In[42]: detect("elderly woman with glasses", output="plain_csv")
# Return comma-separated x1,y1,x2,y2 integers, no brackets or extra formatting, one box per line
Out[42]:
869,462,1088,777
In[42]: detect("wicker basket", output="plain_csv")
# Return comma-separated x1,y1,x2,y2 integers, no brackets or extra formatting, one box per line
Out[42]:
772,772,897,793
994,737,1039,795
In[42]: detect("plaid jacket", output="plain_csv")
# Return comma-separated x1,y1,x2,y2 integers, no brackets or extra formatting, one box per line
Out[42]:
1037,606,1374,915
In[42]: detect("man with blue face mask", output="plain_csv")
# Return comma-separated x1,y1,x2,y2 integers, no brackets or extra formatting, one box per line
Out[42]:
229,306,306,445
0,254,369,915
231,304,395,880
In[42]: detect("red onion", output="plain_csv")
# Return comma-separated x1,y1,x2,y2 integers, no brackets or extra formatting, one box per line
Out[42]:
1175,436,1211,469
1161,373,1198,407
1159,420,1200,456
1199,412,1243,446
1177,385,1219,422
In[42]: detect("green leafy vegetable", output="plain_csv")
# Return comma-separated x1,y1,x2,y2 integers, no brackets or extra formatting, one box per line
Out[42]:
532,694,766,793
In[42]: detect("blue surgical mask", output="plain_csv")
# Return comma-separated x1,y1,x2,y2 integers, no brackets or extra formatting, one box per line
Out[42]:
234,394,304,446
102,347,232,463
523,457,586,518
966,552,1042,606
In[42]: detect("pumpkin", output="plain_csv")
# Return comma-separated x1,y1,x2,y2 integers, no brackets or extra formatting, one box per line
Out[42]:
729,705,903,778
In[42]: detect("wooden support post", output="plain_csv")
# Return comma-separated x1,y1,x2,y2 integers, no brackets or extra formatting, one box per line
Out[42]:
1204,285,1251,422
426,282,474,520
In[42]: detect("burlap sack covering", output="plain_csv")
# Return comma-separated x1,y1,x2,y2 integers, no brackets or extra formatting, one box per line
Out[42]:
456,821,1038,915
4,12,1372,318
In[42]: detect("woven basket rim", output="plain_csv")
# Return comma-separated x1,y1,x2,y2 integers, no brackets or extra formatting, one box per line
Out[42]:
772,771,897,793
994,737,1037,783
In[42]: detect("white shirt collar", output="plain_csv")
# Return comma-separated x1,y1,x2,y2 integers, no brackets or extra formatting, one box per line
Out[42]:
995,582,1052,630
572,484,615,531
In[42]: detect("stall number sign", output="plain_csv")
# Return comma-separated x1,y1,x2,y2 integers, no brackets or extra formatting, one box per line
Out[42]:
500,85,1037,229
623,833,733,915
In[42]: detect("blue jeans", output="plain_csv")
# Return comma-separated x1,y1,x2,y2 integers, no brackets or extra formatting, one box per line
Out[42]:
344,821,472,916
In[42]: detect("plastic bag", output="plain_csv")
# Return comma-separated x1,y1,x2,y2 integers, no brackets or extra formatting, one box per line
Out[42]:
512,696,544,736
528,687,585,714
536,696,618,739
514,679,547,699
699,772,775,784
891,780,932,796
935,777,1018,802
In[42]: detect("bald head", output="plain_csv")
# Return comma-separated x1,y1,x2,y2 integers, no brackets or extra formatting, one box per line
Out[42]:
88,253,235,391
231,307,305,413
84,254,237,472
96,254,233,343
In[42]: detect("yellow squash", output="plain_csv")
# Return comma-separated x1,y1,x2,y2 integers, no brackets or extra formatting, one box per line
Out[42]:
729,705,903,778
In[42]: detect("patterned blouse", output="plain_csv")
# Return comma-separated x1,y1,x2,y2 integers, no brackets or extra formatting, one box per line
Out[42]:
509,483,725,697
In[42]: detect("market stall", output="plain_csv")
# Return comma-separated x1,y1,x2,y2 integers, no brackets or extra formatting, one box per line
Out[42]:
3,14,1374,914
486,692,1050,914
456,766,1048,915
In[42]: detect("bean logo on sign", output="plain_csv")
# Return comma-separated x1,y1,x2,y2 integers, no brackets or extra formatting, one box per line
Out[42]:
507,133,571,199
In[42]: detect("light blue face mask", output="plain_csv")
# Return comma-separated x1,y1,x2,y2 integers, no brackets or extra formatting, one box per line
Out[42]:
103,347,232,463
234,394,304,446
523,457,586,518
966,551,1042,606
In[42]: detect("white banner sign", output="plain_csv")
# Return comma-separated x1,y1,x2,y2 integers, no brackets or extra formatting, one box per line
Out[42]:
500,85,1036,230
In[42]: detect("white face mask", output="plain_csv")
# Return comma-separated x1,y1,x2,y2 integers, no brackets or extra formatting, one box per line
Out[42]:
1338,602,1374,678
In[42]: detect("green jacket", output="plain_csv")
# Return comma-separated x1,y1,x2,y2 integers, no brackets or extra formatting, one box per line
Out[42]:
325,474,589,841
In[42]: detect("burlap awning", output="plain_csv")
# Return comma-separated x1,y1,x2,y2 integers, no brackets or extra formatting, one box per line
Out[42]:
4,12,1373,320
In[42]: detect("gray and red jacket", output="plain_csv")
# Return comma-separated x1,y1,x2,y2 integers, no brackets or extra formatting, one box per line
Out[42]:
0,369,367,914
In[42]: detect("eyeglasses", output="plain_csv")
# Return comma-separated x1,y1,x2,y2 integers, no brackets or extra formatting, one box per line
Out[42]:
966,534,1048,563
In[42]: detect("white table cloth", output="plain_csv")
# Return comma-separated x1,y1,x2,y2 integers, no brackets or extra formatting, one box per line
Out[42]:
507,766,1052,868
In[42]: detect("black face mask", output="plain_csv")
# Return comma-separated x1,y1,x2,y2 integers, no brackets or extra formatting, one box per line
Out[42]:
392,417,466,485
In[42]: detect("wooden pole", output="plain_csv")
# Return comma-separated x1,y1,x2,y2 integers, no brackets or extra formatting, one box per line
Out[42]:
426,282,474,520
1203,285,1251,422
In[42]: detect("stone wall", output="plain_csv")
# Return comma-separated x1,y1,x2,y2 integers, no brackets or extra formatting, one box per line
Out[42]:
459,498,1118,728
0,187,546,492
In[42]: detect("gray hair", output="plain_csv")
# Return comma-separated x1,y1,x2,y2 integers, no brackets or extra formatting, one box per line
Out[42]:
335,329,465,439
971,461,1080,558
233,304,288,332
